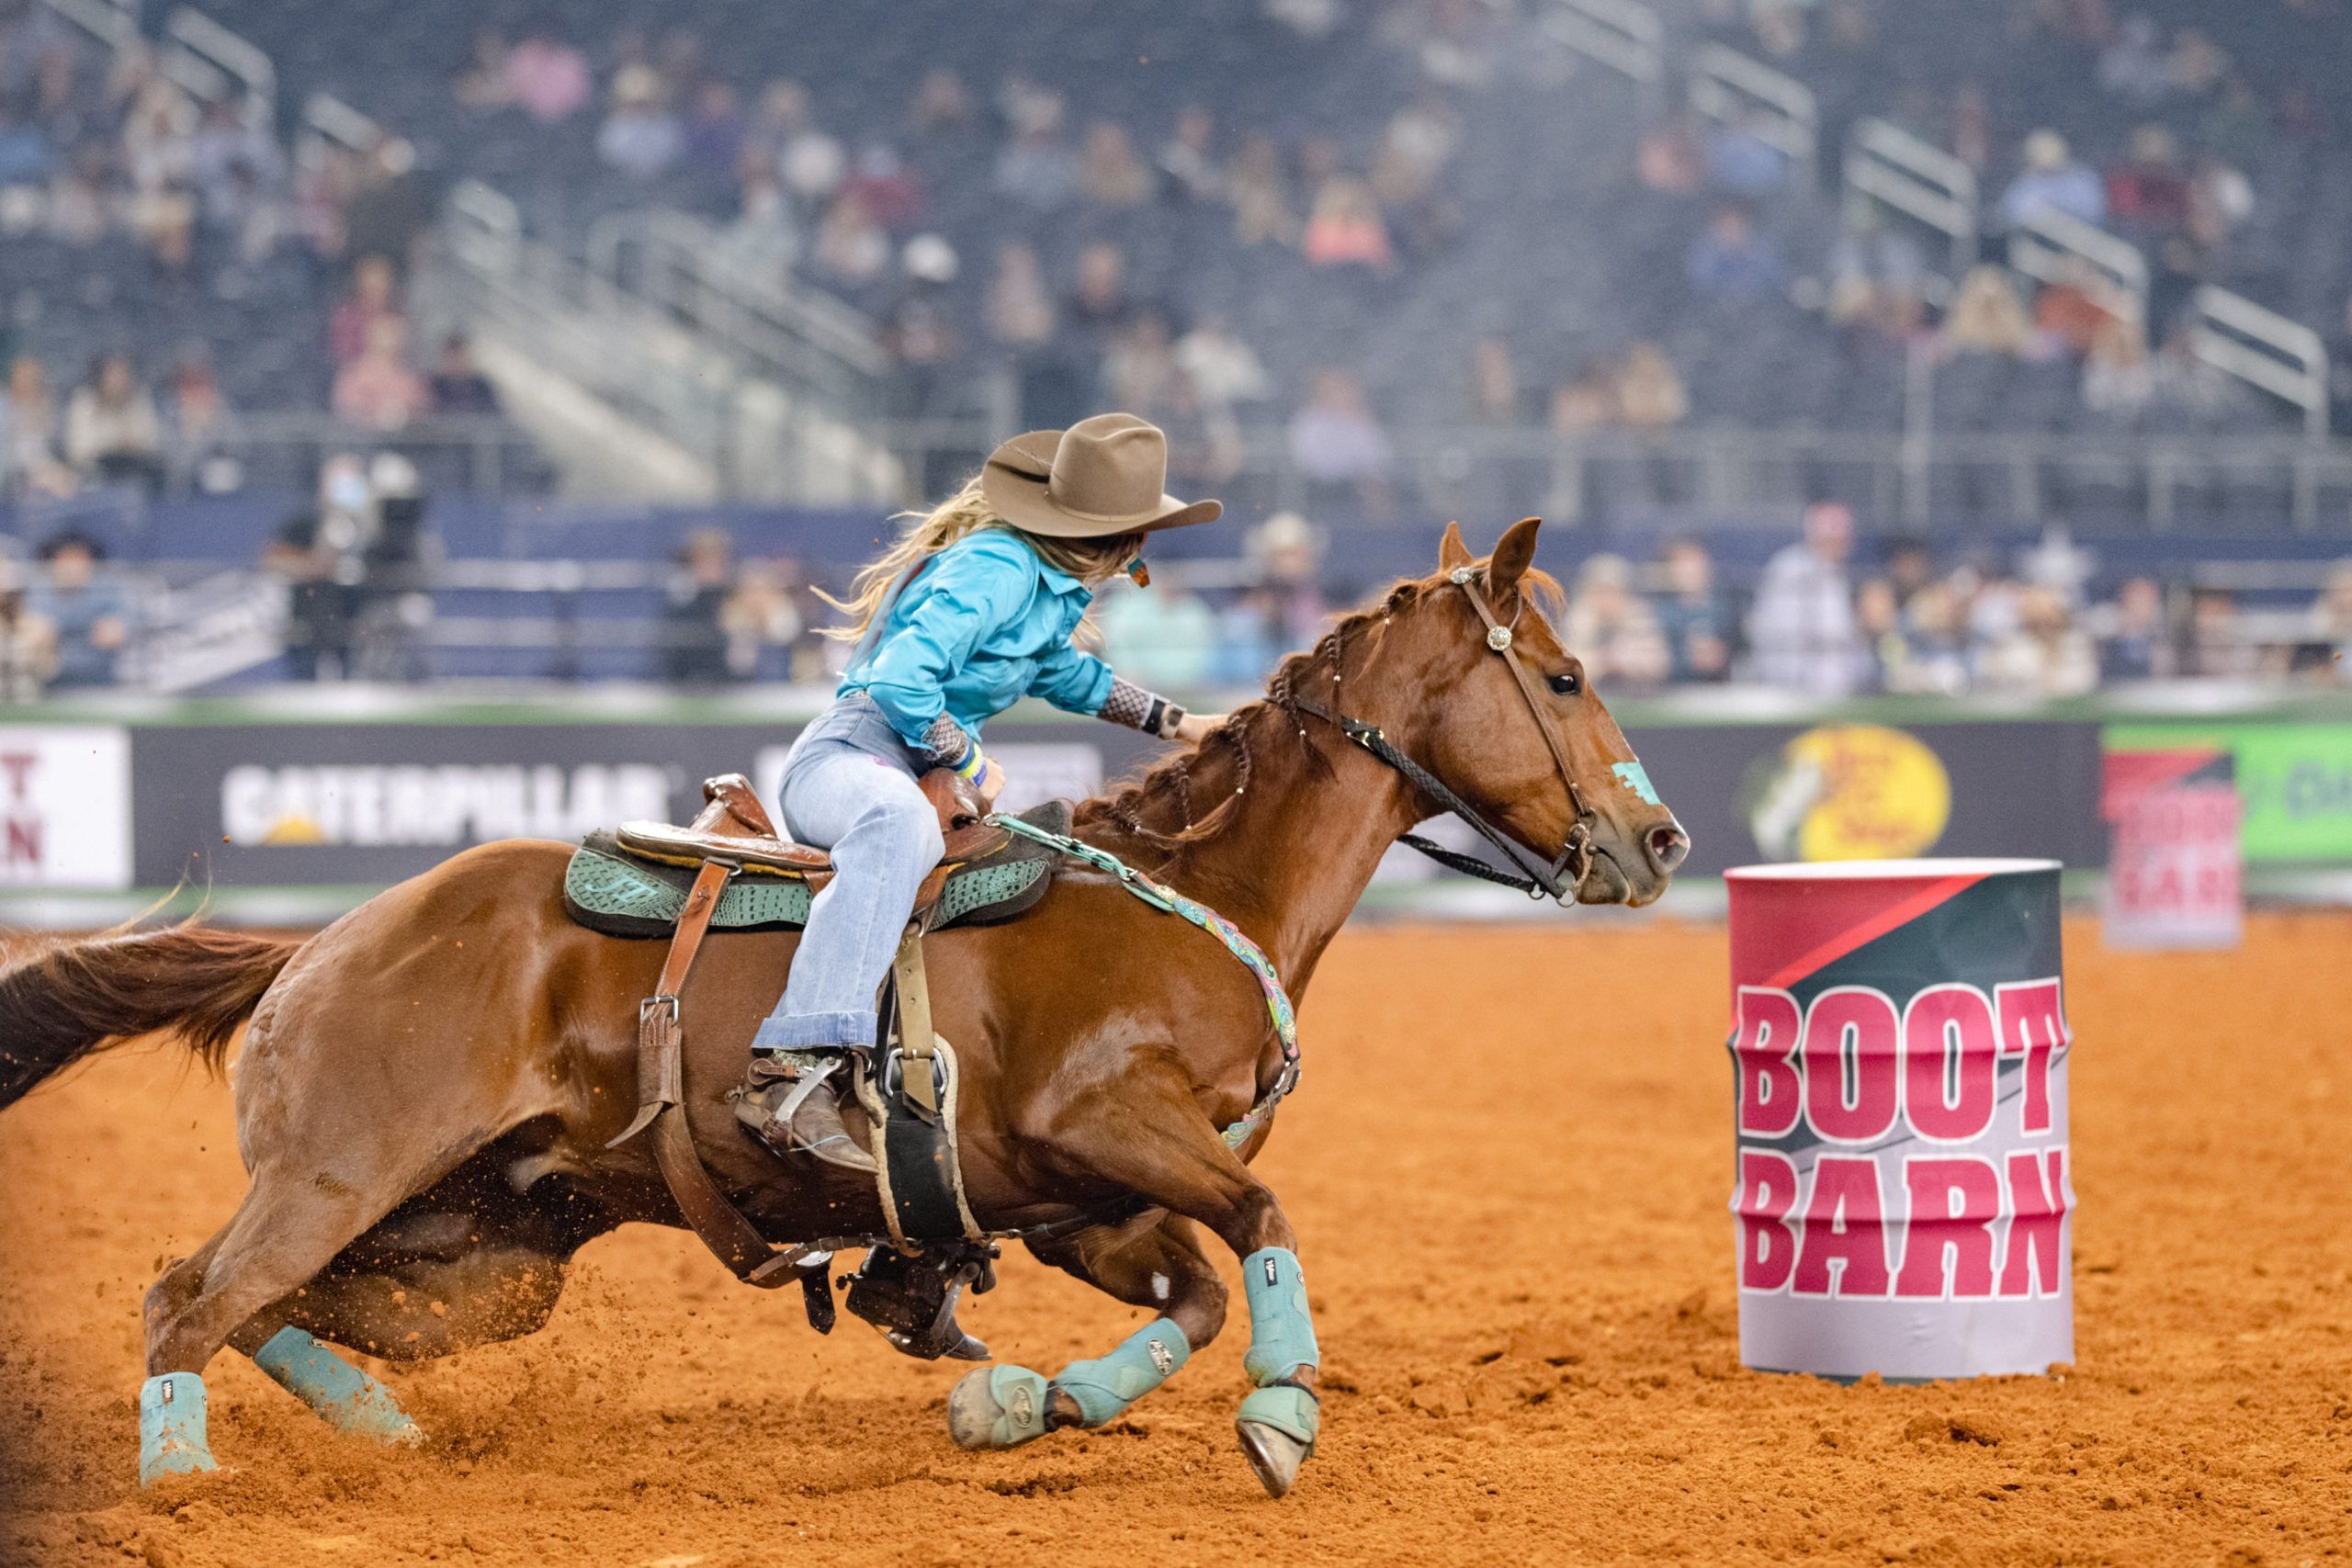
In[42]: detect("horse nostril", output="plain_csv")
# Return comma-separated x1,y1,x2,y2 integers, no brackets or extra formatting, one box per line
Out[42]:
1646,823,1690,874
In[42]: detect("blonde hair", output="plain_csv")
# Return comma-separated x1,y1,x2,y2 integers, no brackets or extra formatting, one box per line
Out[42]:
820,473,1143,642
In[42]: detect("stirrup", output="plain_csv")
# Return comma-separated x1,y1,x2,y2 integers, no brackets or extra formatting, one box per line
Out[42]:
735,1055,877,1174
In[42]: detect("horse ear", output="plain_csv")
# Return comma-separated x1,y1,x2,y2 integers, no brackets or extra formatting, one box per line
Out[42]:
1439,522,1473,573
1487,517,1543,599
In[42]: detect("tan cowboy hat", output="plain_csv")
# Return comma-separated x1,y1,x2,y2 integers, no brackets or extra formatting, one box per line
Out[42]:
980,412,1223,539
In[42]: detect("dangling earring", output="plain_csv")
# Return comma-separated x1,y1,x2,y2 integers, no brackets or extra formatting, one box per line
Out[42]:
1125,558,1151,588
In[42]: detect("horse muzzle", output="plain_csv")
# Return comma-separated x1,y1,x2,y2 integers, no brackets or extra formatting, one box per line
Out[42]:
1577,814,1689,907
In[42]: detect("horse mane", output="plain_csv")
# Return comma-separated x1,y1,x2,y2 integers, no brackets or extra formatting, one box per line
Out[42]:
1074,560,1563,856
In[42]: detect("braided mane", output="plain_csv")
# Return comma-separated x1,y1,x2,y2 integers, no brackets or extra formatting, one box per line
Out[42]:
1073,561,1564,859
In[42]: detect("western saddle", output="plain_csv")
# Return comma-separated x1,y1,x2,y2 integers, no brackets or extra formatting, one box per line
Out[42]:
594,773,1048,1342
619,770,995,902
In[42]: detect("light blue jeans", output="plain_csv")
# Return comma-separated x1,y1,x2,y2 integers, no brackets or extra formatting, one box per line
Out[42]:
750,694,947,1052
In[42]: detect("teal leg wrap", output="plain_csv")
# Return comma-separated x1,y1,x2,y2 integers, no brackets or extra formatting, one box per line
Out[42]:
138,1372,218,1486
1054,1317,1191,1428
252,1326,423,1445
1238,1382,1322,1449
1239,1247,1319,1385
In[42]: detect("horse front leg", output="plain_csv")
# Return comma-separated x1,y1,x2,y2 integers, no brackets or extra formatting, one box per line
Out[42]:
1024,1056,1322,1499
946,1211,1225,1450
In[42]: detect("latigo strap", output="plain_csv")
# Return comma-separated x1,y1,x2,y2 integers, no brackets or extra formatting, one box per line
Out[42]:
609,856,804,1289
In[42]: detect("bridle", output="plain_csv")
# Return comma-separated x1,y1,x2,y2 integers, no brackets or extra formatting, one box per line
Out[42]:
1295,564,1597,902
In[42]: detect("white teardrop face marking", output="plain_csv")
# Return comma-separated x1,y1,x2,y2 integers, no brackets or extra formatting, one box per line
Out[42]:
1150,1272,1170,1302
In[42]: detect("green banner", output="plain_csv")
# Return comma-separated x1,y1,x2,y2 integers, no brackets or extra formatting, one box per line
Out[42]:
2106,723,2352,862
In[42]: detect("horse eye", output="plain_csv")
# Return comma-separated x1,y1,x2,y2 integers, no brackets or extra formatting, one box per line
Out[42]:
1547,671,1582,696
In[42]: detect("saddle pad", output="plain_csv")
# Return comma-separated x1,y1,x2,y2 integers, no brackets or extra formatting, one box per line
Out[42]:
562,802,1073,940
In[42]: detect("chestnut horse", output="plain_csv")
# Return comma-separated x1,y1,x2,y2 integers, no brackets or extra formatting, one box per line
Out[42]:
0,520,1685,1498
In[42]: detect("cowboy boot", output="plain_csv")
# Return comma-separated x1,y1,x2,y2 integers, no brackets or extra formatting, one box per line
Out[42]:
734,1050,877,1173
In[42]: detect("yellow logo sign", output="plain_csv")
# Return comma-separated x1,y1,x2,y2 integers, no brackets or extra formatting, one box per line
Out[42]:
1745,725,1951,862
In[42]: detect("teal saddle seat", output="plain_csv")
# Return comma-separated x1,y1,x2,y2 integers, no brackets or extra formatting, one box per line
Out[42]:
563,800,1075,940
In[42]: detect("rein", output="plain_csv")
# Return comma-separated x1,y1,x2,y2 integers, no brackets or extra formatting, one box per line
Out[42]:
1295,565,1595,903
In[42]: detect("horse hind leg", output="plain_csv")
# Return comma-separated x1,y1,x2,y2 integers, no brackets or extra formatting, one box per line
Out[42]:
946,1212,1226,1452
220,1175,607,1446
136,1124,530,1483
137,1166,401,1484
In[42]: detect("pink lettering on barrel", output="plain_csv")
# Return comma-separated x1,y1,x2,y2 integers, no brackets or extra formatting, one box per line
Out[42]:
1792,1156,1888,1298
1733,987,1802,1136
1735,1150,1799,1292
1996,979,2070,1135
1902,984,1999,1142
1894,1156,2002,1298
0,751,35,801
2000,1147,2070,1298
1800,987,1901,1144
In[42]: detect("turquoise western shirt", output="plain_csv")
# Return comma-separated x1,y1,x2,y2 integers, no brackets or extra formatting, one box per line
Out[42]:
840,527,1114,750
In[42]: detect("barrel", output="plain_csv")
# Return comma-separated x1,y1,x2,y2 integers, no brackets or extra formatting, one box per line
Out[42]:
1724,858,2074,1381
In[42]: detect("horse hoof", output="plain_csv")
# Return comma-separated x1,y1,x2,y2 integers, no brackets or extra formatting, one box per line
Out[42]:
1237,1419,1310,1498
944,1332,990,1362
1235,1382,1320,1499
946,1365,1051,1450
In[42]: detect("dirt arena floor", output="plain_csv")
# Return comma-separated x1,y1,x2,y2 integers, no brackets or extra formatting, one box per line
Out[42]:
2,912,2348,1566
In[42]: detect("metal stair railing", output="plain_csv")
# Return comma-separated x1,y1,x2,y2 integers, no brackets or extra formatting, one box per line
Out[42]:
1539,0,1666,90
160,6,273,132
31,0,139,51
1845,118,1978,278
440,181,739,478
1690,43,1818,189
2007,207,2149,324
297,91,384,176
2188,286,2330,440
584,209,893,416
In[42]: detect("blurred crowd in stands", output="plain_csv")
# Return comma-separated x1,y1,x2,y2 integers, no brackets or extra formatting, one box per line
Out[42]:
382,0,2352,460
5,0,2352,699
1084,503,2352,700
10,0,2352,519
10,492,2349,702
0,0,508,503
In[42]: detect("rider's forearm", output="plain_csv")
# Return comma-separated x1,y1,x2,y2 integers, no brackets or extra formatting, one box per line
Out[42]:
1097,676,1188,740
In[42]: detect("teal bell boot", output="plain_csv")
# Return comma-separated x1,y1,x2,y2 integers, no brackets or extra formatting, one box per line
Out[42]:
139,1372,219,1487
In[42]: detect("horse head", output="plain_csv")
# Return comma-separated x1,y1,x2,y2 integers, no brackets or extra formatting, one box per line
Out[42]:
1395,517,1689,907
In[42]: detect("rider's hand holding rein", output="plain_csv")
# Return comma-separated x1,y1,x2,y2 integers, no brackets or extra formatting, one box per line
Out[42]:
1174,711,1227,744
740,413,1225,1170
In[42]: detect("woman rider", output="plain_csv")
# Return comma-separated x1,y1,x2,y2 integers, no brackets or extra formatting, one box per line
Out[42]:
739,412,1225,1168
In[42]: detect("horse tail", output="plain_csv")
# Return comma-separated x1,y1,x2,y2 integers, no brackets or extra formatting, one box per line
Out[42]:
0,925,301,1110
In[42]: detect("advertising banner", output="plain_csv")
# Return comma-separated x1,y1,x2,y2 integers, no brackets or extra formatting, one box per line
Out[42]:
0,725,133,888
2101,745,2242,949
1724,859,2073,1382
21,705,2328,898
1627,719,2106,878
130,723,1154,890
2105,723,2352,863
